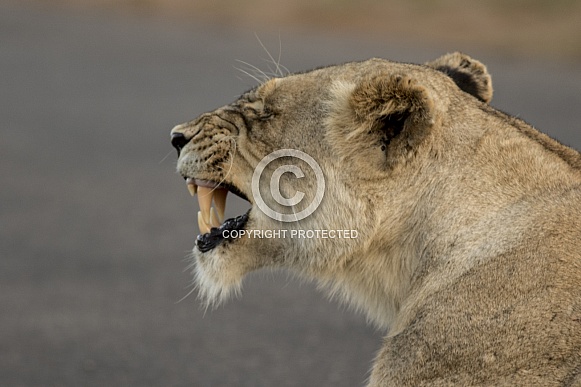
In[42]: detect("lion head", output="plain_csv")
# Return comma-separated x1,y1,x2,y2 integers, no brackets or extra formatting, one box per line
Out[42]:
170,52,493,325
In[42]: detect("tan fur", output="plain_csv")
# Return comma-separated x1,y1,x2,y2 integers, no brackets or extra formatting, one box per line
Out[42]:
171,52,581,386
425,52,493,103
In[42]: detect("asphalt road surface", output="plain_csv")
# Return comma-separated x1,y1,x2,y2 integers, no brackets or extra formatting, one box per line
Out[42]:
1,3,580,386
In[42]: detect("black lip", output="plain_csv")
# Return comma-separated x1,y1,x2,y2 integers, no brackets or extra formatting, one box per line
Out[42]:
196,212,249,253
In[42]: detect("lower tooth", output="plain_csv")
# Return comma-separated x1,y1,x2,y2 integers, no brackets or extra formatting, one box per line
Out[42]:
210,208,221,228
198,211,211,235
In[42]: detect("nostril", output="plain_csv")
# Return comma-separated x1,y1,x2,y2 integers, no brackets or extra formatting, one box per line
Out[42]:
171,132,189,155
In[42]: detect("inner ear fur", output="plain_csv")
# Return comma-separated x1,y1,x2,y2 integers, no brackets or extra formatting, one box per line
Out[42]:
350,74,435,151
426,52,493,103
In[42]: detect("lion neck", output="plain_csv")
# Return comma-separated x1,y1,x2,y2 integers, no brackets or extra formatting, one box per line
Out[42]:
324,114,581,332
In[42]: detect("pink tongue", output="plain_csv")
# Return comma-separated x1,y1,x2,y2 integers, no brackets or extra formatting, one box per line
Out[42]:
193,179,222,189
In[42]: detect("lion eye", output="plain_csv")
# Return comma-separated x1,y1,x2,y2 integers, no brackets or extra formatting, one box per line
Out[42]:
259,109,274,120
242,99,274,121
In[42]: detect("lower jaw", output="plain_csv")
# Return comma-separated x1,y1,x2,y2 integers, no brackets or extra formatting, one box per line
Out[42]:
196,211,249,253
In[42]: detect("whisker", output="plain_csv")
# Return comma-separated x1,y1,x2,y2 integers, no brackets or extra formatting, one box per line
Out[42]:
220,137,238,185
176,283,198,304
276,33,285,77
255,33,282,78
159,149,175,164
235,59,271,82
234,65,265,85
278,62,291,77
263,62,277,78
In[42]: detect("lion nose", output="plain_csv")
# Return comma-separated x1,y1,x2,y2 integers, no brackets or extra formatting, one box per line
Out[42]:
171,132,190,156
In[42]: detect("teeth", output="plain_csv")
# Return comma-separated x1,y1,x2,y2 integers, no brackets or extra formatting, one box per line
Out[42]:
198,211,211,235
187,182,197,196
188,181,231,235
197,186,213,224
213,188,228,222
210,207,221,228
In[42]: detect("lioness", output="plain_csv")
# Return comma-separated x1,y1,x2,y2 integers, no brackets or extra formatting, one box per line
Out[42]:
170,53,581,386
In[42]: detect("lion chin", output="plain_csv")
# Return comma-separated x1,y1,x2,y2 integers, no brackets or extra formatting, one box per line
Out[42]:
171,52,581,386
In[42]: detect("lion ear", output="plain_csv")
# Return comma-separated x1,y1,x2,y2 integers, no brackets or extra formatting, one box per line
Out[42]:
349,74,435,153
426,52,493,103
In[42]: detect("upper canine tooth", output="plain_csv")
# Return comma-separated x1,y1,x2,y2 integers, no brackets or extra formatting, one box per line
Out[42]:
213,188,228,222
197,186,213,224
187,182,197,197
198,211,211,235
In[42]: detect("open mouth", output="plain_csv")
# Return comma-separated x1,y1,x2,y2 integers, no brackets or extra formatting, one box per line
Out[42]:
185,178,250,253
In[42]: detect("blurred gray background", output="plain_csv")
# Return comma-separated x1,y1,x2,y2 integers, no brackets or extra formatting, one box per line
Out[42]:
1,1,580,386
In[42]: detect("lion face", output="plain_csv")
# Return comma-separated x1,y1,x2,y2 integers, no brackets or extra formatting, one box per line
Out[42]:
170,53,493,311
